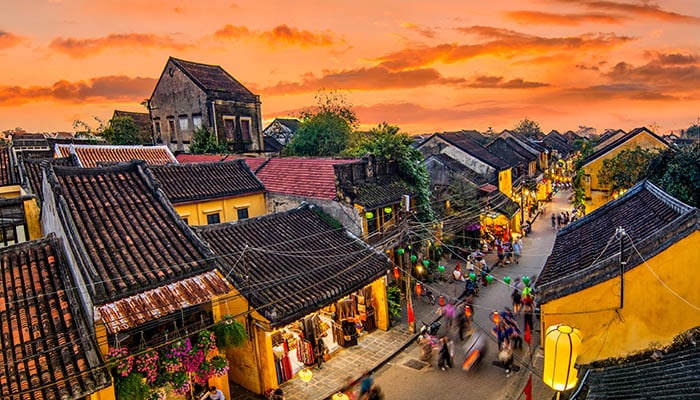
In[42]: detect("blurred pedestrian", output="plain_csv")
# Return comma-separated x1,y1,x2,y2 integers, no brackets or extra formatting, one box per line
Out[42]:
437,336,453,371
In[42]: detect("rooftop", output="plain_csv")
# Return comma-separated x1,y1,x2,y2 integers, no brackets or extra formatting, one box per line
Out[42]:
55,144,177,168
255,157,355,200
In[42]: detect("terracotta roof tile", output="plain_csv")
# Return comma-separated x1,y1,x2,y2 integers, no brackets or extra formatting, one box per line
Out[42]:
434,132,510,170
582,127,668,167
55,144,177,168
20,156,76,203
537,181,698,303
175,154,267,171
46,161,219,305
354,179,412,209
0,145,18,186
149,160,265,203
196,204,391,327
170,57,257,102
0,235,110,400
254,157,355,199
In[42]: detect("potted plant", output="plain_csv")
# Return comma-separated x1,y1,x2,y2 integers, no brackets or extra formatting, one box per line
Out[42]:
212,315,247,349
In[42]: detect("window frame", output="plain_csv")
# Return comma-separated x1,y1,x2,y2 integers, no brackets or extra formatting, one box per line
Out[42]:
206,213,221,225
236,208,249,220
239,117,252,142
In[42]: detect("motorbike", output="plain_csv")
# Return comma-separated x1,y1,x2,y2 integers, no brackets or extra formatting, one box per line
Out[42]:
418,321,442,361
462,331,487,372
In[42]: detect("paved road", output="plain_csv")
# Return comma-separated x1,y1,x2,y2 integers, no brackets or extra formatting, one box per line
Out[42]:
368,189,573,400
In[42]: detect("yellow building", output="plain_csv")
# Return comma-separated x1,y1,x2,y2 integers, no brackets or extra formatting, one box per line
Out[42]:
148,160,266,225
536,181,700,365
198,203,392,395
580,127,668,213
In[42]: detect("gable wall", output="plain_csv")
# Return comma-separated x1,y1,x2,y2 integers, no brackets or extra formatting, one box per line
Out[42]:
540,231,700,364
150,60,210,151
265,193,362,237
174,192,266,225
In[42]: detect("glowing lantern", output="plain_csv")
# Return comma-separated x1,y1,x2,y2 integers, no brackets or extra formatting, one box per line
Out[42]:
503,276,512,285
298,368,313,382
438,265,445,273
397,248,405,255
415,282,423,295
486,275,493,284
491,311,500,325
384,207,393,214
465,305,472,318
393,267,400,279
365,212,374,219
422,259,430,267
468,272,476,281
411,255,417,263
543,325,582,391
522,276,531,286
438,295,445,306
332,393,350,400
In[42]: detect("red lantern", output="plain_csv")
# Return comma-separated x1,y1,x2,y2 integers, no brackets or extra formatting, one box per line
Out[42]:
415,282,422,296
439,295,445,307
465,305,472,318
393,267,400,280
492,311,500,325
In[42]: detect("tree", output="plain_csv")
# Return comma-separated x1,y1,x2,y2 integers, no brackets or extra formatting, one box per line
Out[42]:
513,118,543,139
101,116,142,145
189,127,227,154
346,122,435,221
73,116,106,139
597,146,656,195
685,124,700,139
284,90,357,157
645,143,700,208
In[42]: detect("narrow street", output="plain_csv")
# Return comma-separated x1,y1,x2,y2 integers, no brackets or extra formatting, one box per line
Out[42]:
367,189,573,400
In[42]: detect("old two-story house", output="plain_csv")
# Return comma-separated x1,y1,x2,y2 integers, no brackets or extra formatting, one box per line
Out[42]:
195,203,393,396
579,127,668,213
149,57,264,153
148,160,266,225
41,161,234,399
536,180,700,397
0,234,111,400
263,118,300,146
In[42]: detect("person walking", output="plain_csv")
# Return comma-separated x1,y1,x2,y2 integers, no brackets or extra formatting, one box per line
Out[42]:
551,213,556,230
437,336,453,371
512,238,522,264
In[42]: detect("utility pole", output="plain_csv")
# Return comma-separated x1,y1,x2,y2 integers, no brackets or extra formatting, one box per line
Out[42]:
401,194,415,333
616,227,626,309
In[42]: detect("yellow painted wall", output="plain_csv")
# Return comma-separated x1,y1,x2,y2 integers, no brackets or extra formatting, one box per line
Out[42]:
0,185,21,198
540,231,700,364
370,278,389,331
498,169,513,198
23,198,42,239
90,322,116,400
175,193,265,225
582,134,667,212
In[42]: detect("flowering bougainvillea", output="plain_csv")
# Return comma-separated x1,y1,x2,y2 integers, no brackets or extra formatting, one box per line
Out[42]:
210,355,230,377
108,347,134,377
135,349,159,384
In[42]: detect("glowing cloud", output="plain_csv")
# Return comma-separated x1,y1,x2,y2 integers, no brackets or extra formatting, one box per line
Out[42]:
505,10,624,25
554,0,700,23
214,24,340,48
467,75,549,88
0,76,156,105
401,22,438,39
49,33,191,58
0,31,23,49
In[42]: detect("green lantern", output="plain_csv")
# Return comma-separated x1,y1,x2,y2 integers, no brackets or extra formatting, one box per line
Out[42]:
438,265,445,273
468,272,476,281
365,211,374,219
397,248,405,255
503,276,512,284
384,207,392,214
422,259,430,267
411,255,417,263
522,276,531,286
486,275,494,283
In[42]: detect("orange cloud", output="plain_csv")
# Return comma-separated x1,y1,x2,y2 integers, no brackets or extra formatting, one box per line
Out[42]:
505,10,624,25
467,75,549,88
49,33,191,58
554,84,678,102
214,24,341,48
0,76,155,105
606,59,700,92
376,27,633,70
0,31,23,49
262,66,465,94
554,0,700,23
401,22,438,39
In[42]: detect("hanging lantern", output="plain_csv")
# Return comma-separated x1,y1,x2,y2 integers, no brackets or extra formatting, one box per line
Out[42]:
543,325,583,391
384,207,392,214
365,211,374,219
503,276,512,285
411,254,417,263
491,311,500,325
393,266,400,279
468,272,477,281
422,259,430,267
397,248,405,255
522,286,532,298
438,295,445,306
298,368,313,382
522,276,531,286
415,282,422,295
465,305,472,318
438,265,445,273
332,393,350,400
486,275,494,283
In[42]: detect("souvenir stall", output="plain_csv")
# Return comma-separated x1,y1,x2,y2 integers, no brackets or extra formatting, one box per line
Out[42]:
269,286,378,385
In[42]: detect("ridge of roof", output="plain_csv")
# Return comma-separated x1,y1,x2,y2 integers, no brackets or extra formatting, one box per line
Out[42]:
434,132,510,170
582,127,668,167
168,56,257,101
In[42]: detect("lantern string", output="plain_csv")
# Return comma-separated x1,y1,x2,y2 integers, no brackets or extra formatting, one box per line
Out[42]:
624,231,700,311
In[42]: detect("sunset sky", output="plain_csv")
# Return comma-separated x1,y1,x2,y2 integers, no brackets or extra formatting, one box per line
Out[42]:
1,0,699,135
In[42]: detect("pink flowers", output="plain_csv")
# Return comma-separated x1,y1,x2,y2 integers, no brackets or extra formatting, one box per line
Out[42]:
135,349,159,384
107,347,133,377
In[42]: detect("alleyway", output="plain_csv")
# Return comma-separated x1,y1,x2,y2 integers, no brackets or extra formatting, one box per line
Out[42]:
229,189,575,400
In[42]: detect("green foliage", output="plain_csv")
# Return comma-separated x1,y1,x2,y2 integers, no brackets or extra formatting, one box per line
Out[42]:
513,118,543,139
212,316,248,348
73,116,106,140
386,285,402,322
189,127,227,154
572,169,586,206
346,122,435,221
284,90,357,156
685,124,700,139
645,144,700,208
102,116,143,145
115,372,150,400
597,146,656,194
